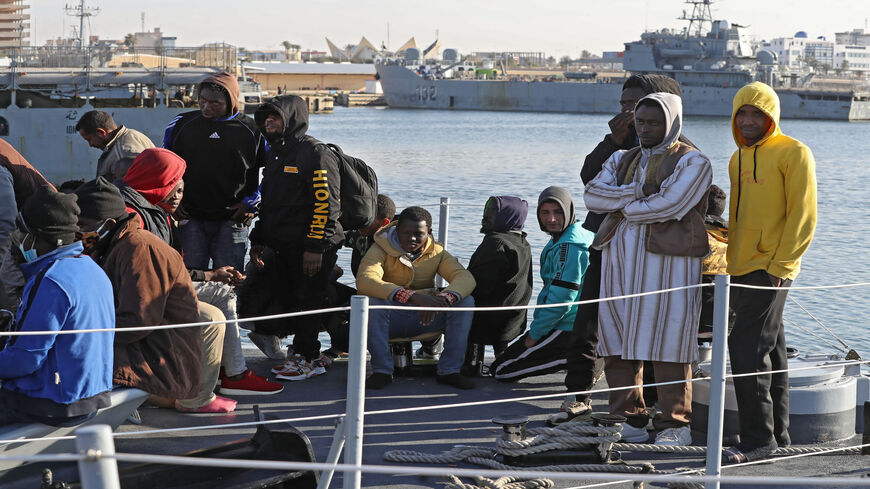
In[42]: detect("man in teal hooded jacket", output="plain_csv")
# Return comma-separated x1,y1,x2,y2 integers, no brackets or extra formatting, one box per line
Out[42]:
490,186,594,381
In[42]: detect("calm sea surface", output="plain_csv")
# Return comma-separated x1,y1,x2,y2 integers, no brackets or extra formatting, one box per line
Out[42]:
277,107,870,355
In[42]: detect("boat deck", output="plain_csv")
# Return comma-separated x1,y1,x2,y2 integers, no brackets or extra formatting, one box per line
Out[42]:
2,348,868,488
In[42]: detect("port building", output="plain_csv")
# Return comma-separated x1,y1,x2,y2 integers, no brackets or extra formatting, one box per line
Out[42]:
0,0,29,49
243,62,376,92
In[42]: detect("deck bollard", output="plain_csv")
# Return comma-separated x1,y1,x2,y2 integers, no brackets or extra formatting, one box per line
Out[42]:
435,197,450,288
345,295,369,489
75,424,120,489
704,275,730,489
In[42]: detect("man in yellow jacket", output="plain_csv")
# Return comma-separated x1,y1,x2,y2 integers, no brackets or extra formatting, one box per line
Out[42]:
724,82,817,463
357,206,477,390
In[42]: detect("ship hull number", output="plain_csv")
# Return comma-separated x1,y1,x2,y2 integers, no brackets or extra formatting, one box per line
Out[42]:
415,85,437,103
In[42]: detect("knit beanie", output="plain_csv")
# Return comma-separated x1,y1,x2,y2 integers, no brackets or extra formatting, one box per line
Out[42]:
19,184,80,244
123,148,186,205
74,176,129,222
707,184,726,217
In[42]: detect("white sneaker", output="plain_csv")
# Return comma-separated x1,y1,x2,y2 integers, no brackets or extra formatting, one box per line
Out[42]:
619,423,650,443
248,332,286,360
546,396,592,426
655,426,692,446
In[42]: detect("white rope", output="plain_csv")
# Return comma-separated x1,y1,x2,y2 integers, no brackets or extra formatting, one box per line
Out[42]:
0,305,351,336
787,296,852,350
732,281,870,291
100,453,870,486
0,284,714,336
6,276,870,336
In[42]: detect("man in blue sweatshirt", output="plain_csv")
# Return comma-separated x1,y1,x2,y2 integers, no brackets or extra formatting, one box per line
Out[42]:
490,186,594,381
0,185,114,426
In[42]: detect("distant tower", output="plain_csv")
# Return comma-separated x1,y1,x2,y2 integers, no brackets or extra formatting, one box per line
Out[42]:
678,0,714,38
0,0,30,50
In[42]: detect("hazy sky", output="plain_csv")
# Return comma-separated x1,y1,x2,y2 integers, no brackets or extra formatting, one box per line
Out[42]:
30,1,870,58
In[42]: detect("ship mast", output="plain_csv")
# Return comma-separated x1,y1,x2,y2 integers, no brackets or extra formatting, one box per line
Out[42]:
678,0,714,38
64,0,101,50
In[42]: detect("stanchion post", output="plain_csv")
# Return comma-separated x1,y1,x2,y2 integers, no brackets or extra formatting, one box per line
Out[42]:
345,295,369,489
75,424,120,489
436,197,450,288
704,274,730,489
318,418,346,489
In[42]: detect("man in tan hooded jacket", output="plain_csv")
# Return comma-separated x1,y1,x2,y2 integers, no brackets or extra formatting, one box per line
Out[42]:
358,206,476,390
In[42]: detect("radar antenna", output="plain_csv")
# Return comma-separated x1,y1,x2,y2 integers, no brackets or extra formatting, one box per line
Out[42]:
64,0,100,50
678,0,714,38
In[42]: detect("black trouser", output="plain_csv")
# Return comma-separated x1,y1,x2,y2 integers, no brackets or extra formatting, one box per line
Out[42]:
728,270,792,447
564,248,601,403
491,329,571,381
238,246,339,361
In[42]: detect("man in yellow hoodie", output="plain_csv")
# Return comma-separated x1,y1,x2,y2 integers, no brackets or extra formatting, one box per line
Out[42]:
724,82,817,463
357,206,477,390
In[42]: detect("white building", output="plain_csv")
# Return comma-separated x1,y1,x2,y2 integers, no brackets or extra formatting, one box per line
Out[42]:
835,44,870,72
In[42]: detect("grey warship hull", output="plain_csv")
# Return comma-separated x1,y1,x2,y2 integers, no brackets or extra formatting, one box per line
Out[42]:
376,64,870,120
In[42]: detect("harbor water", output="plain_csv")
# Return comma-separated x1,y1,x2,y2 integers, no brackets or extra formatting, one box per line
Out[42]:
253,106,870,356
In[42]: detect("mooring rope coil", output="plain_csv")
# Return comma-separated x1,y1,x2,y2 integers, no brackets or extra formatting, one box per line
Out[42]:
442,474,555,489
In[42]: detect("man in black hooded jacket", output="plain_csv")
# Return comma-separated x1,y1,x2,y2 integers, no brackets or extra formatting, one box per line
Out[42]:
238,95,343,381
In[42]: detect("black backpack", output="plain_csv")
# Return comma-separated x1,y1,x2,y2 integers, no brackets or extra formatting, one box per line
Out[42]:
312,140,379,231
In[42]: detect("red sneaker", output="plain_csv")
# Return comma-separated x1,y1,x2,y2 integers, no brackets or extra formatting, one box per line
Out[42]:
219,369,284,395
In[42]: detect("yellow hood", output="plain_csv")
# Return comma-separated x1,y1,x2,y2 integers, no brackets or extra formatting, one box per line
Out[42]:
731,81,781,149
726,82,817,281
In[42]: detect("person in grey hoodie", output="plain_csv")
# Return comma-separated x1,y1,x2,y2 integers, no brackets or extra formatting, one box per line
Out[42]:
462,196,533,376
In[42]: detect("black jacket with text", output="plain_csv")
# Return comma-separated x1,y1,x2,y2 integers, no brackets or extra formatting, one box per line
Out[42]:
250,95,343,253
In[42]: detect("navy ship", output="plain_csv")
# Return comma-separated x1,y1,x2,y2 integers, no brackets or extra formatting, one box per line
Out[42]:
376,0,870,120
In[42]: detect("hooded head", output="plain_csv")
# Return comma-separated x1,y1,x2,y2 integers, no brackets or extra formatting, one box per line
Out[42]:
18,185,80,254
731,81,780,148
198,72,240,118
634,92,682,155
537,186,575,235
254,95,309,143
481,196,528,234
123,148,186,206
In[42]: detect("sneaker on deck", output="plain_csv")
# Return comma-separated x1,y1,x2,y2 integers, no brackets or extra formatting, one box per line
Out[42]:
619,423,650,443
546,396,592,426
274,354,314,381
248,332,286,360
655,426,692,446
220,369,284,395
310,355,329,376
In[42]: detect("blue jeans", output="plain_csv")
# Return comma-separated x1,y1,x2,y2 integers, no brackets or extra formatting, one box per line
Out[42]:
367,296,474,376
178,218,248,271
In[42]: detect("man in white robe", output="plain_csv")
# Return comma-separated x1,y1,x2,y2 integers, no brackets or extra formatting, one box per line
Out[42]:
584,93,712,446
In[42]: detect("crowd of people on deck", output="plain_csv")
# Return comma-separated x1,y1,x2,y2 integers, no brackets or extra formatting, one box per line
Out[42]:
0,71,816,464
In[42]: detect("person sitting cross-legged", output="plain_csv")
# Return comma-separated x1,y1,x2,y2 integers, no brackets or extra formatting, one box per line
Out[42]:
356,206,477,390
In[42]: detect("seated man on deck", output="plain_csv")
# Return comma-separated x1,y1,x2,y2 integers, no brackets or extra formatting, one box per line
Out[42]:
489,187,594,382
0,186,114,426
357,206,477,390
75,177,237,413
462,196,533,376
117,148,282,396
